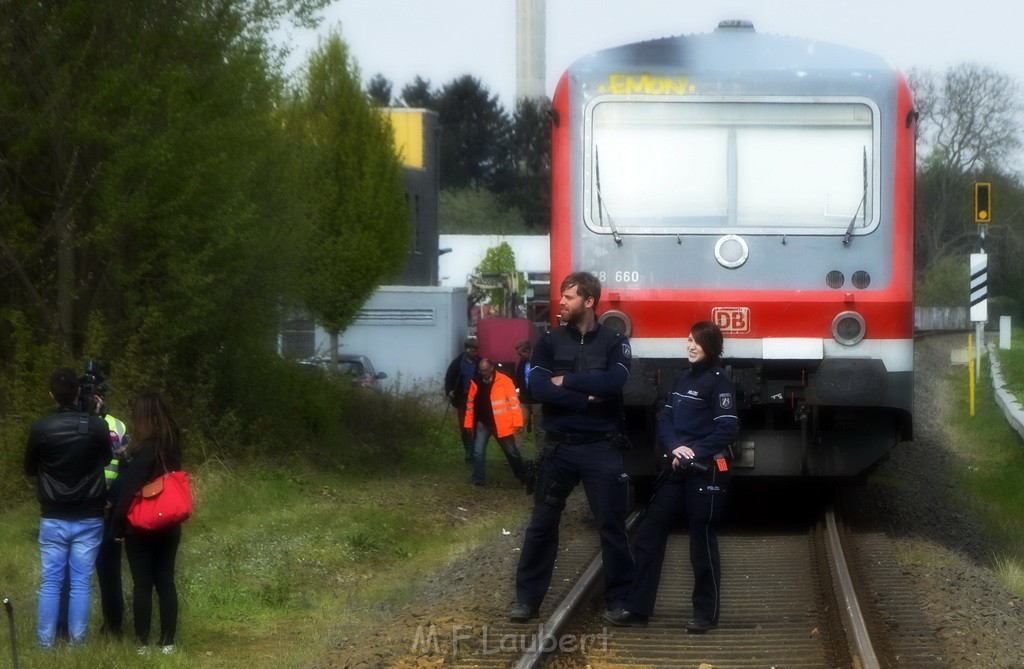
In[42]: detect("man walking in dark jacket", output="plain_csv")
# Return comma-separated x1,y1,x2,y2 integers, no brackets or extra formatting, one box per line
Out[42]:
513,339,535,433
24,368,111,648
444,337,480,462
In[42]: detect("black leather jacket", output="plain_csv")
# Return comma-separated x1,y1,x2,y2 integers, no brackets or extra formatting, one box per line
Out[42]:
24,406,111,519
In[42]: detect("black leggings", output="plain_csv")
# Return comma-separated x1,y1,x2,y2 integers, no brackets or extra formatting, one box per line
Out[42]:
125,527,181,645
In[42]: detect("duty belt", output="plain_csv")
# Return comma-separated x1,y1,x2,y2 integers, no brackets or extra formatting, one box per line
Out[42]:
546,431,617,445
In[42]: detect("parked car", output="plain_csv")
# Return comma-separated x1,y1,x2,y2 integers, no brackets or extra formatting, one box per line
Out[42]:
300,354,388,390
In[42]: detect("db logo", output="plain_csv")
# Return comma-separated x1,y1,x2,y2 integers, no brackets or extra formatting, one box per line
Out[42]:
712,307,750,333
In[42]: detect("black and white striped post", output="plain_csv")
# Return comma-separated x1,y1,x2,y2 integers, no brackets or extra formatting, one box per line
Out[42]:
970,253,988,322
970,252,988,381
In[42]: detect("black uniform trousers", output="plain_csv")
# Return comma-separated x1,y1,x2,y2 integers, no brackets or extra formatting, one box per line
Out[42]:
626,466,728,622
515,439,633,608
96,535,124,632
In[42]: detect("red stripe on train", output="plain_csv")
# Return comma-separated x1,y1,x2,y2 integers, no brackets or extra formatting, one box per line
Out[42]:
598,292,913,339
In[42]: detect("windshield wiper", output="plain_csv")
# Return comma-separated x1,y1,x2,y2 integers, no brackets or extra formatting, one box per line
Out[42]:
843,146,868,246
594,146,623,245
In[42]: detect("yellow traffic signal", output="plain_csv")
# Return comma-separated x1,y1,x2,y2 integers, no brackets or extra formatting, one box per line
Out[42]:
975,182,991,223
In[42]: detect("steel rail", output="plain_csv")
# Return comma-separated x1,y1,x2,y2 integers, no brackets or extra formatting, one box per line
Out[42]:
515,503,880,669
825,505,880,669
514,508,643,669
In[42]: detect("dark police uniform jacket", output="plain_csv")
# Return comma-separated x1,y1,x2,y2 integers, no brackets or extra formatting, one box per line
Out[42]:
658,362,739,460
529,322,631,435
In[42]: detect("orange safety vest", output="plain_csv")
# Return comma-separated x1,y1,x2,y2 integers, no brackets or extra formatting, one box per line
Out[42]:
464,371,524,438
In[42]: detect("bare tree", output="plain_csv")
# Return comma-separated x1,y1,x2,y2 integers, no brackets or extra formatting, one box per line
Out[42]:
910,63,1024,271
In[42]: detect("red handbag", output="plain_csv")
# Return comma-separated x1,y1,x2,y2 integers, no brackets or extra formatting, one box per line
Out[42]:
126,470,193,531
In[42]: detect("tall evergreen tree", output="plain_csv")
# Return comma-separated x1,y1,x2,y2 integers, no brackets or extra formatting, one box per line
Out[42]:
400,76,437,109
505,96,552,232
434,75,513,192
366,73,394,106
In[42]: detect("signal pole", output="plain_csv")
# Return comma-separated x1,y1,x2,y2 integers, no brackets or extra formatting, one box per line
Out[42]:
971,183,992,382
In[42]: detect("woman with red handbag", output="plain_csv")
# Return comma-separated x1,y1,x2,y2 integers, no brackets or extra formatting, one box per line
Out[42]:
109,392,185,655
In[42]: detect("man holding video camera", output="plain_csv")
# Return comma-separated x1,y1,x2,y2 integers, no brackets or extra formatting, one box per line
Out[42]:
24,368,111,648
53,362,128,638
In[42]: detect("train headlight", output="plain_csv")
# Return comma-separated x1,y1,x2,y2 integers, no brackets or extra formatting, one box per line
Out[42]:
598,310,632,336
831,311,866,346
714,235,748,269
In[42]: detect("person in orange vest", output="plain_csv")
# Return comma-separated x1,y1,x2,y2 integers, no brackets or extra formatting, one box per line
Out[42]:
464,358,527,487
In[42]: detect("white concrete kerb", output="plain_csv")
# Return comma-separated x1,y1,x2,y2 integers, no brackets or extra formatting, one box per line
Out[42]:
986,342,1024,442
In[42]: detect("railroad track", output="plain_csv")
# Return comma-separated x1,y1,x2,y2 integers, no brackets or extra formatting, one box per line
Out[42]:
553,508,855,668
452,488,946,669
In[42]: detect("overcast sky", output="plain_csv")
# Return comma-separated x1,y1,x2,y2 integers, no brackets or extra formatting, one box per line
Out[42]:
280,0,1024,107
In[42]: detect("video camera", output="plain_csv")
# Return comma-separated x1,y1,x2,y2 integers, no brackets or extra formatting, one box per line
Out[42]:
78,359,110,415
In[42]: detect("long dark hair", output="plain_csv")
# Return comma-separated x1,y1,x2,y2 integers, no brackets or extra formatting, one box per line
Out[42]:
129,391,181,465
691,321,724,366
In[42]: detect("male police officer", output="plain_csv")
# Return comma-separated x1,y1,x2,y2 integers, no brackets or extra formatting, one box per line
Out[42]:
510,272,633,622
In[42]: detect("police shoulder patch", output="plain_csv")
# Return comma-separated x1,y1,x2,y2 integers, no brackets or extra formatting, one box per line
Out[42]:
621,343,631,358
719,393,734,410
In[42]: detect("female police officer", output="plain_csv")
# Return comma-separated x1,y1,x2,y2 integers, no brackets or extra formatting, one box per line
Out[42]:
604,320,739,632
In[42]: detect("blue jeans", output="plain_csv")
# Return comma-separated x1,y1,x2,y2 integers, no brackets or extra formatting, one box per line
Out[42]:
37,517,104,648
472,422,527,485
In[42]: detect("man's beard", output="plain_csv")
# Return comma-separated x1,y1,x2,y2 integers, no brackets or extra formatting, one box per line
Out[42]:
561,302,585,326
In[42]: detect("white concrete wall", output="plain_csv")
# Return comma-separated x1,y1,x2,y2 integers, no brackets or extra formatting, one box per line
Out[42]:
315,286,469,394
304,235,549,394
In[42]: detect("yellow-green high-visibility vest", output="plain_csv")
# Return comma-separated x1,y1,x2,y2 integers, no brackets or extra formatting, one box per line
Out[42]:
104,414,127,488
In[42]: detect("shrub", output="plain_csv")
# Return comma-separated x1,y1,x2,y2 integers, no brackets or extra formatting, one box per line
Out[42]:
916,255,968,307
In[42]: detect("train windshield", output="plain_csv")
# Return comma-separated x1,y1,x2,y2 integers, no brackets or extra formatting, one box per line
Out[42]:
588,100,877,236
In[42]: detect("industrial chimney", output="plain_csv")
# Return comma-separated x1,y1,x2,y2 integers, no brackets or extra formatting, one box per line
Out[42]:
516,0,546,100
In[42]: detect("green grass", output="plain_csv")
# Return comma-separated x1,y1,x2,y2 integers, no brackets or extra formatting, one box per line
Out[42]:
946,341,1024,595
993,555,1024,595
0,444,533,668
993,327,1024,396
895,538,963,569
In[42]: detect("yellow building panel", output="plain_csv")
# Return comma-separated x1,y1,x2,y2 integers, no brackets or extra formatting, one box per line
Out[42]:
386,109,424,169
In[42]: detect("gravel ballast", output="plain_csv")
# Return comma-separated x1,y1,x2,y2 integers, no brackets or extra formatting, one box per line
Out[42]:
320,334,1024,668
